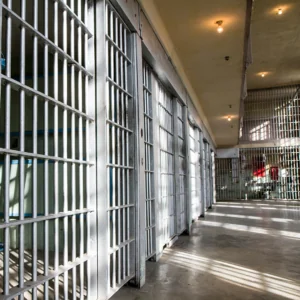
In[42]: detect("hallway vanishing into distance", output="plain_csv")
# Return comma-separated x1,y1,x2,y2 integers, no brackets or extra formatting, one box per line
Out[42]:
112,200,300,300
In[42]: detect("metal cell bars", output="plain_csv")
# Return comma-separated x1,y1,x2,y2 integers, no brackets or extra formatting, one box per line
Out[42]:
0,0,94,299
241,85,300,143
240,147,300,200
204,142,211,208
105,1,135,293
158,82,176,244
215,147,300,201
215,158,241,200
143,62,155,260
176,101,186,233
210,151,216,205
197,130,203,215
189,125,199,219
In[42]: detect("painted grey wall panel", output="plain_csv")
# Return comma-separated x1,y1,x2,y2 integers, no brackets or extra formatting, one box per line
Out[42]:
110,0,140,33
140,11,186,104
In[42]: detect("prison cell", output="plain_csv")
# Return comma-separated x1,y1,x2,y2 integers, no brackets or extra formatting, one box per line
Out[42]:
215,158,241,200
143,61,155,260
216,147,300,201
157,82,176,245
175,100,187,233
241,85,300,143
105,1,136,294
0,0,96,298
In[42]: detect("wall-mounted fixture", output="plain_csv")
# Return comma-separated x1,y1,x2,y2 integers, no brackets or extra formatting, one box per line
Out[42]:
278,8,283,15
227,116,232,121
216,20,223,33
261,73,265,78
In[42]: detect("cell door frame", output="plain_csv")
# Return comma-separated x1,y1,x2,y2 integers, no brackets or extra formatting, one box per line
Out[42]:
95,0,146,297
0,1,98,299
173,99,188,235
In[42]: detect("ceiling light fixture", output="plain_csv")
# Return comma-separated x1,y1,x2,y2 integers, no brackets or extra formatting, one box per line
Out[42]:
227,116,232,121
278,8,283,15
261,73,265,77
216,20,224,33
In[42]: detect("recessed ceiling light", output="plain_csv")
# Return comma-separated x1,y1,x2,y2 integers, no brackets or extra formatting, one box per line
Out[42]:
278,8,283,15
216,20,223,33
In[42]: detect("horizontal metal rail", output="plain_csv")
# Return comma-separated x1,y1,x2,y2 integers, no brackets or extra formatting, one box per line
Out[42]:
0,254,95,300
2,4,93,78
56,0,92,37
1,75,94,122
105,35,131,63
106,77,133,98
0,148,93,165
0,209,93,229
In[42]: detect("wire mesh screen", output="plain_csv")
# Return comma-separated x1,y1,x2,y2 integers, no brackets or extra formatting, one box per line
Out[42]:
241,85,300,143
105,1,135,293
158,82,175,244
176,101,187,233
0,0,95,298
216,147,300,200
143,62,155,260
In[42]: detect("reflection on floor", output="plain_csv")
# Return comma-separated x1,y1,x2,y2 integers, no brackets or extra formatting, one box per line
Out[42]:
111,200,300,300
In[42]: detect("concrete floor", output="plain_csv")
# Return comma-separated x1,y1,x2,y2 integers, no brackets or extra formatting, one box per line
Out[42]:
111,200,300,300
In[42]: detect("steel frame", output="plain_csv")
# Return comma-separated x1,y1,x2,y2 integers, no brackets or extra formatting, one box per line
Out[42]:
0,0,97,299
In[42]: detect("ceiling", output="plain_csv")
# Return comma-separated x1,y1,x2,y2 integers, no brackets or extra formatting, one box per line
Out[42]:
247,0,300,90
149,0,247,147
142,0,300,147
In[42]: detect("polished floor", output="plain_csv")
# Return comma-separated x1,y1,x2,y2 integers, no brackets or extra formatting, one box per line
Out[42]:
112,200,300,300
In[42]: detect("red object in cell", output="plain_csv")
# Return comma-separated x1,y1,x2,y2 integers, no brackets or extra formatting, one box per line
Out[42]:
253,167,266,177
270,166,279,181
253,156,265,177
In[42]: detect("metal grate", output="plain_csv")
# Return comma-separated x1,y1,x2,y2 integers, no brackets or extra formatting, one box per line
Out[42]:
143,61,155,260
241,85,300,143
176,101,187,233
105,1,135,293
0,0,95,299
158,82,175,244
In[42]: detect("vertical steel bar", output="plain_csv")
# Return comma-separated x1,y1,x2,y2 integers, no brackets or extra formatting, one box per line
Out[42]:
78,0,85,296
53,1,59,298
3,0,12,295
19,1,26,298
84,0,93,297
110,9,116,289
115,15,121,285
62,2,69,298
43,0,49,298
95,0,109,296
32,0,38,298
69,0,77,298
124,26,130,277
